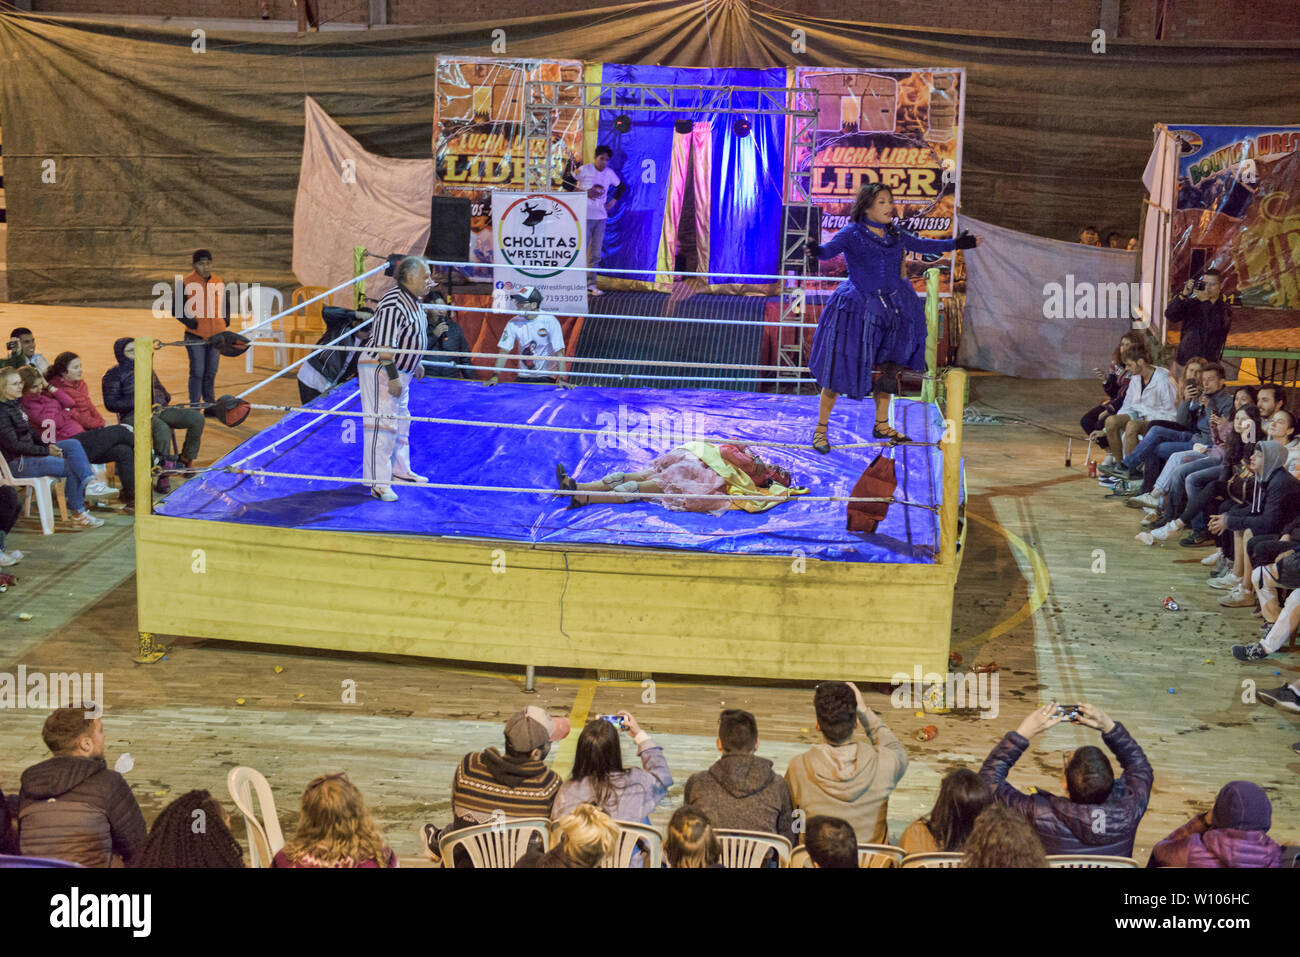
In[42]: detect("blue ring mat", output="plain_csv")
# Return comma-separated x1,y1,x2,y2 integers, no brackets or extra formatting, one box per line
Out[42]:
155,380,952,564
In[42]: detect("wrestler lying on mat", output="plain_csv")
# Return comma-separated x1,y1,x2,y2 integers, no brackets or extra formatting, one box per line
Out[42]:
556,441,807,514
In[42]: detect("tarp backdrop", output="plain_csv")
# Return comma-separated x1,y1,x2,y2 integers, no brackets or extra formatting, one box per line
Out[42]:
1,2,1298,304
957,216,1135,380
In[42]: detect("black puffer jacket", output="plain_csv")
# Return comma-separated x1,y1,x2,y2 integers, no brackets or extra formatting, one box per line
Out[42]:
979,722,1153,858
0,397,51,465
18,755,147,867
684,753,795,842
101,337,171,425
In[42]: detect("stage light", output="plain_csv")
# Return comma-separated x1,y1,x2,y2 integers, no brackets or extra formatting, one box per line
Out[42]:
733,117,752,138
674,119,692,135
614,114,632,134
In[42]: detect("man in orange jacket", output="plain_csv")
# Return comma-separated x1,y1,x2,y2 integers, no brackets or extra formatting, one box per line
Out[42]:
179,249,230,412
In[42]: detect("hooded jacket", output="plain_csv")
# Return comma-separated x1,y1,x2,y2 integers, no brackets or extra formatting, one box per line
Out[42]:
979,722,1153,857
785,713,909,844
101,337,171,425
684,753,795,842
19,386,84,440
1223,439,1300,536
18,755,147,867
1148,781,1282,868
449,747,561,830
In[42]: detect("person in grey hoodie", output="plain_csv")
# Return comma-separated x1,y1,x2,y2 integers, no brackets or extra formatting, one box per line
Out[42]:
684,709,795,843
785,682,908,844
18,709,146,867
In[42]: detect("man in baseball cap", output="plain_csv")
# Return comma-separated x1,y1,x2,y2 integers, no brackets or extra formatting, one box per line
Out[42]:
488,286,569,387
421,706,570,865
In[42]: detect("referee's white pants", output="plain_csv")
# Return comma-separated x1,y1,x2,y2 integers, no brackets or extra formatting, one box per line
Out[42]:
359,362,412,490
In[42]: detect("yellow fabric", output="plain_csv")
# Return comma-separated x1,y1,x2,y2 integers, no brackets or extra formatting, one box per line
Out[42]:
679,441,805,513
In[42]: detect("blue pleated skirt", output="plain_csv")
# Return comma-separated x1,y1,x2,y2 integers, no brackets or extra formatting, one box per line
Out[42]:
808,280,926,400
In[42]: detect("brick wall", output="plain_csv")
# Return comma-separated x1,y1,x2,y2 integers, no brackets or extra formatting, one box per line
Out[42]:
24,0,1298,41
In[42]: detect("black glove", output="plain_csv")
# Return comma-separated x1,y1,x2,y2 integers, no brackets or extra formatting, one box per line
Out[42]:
806,240,822,258
954,230,977,250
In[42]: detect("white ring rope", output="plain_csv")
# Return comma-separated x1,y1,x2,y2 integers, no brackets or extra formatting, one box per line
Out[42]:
213,466,940,511
240,262,388,338
421,256,849,286
241,401,941,450
235,316,375,401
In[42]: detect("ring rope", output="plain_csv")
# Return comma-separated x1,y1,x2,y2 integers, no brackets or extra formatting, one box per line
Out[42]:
421,256,849,286
241,401,943,450
212,465,940,511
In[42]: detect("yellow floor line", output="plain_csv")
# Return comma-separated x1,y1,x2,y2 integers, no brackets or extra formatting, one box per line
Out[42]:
548,678,596,779
956,512,1051,648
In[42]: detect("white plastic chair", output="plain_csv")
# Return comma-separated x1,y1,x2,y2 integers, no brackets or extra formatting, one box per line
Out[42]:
901,851,964,868
788,842,906,868
601,821,664,868
226,766,286,868
715,829,791,868
0,454,68,534
1048,854,1140,868
240,284,287,373
438,818,551,868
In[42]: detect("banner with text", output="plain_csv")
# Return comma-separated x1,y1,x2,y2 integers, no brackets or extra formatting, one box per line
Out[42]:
792,67,965,296
492,190,588,315
434,56,585,281
1168,124,1300,309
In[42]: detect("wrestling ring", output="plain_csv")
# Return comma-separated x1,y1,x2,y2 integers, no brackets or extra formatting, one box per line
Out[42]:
130,256,968,682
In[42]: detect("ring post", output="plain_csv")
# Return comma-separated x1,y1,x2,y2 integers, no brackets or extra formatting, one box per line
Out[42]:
922,267,940,405
353,246,366,310
939,368,967,568
133,336,165,663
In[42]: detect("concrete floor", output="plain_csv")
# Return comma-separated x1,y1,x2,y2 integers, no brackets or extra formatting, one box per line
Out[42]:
0,310,1296,865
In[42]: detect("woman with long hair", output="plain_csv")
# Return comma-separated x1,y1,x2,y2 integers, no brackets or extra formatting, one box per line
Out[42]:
663,806,724,868
805,182,978,451
898,768,992,854
129,790,245,868
552,711,672,830
273,773,397,868
1082,330,1147,460
17,365,135,509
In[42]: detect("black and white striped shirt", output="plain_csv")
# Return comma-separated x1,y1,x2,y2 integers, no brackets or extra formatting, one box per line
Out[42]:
361,284,427,374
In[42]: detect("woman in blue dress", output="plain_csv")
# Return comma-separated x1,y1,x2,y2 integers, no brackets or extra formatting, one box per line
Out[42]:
806,183,978,452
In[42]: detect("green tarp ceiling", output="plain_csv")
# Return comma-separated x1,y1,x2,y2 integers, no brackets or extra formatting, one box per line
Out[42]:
0,0,1296,304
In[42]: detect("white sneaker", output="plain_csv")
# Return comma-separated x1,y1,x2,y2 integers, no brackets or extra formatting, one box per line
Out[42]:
0,551,18,567
4,549,23,563
1135,531,1155,546
1200,548,1224,567
70,510,104,528
1130,492,1161,509
84,481,118,498
1102,454,1116,468
1207,572,1241,590
1150,519,1183,542
1142,507,1160,519
392,471,429,484
1219,585,1256,607
370,487,398,502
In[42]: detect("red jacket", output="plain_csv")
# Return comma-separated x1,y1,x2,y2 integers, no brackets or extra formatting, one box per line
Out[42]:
48,375,106,432
18,387,84,441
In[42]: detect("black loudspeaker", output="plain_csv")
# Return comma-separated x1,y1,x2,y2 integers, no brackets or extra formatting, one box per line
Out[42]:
425,196,473,264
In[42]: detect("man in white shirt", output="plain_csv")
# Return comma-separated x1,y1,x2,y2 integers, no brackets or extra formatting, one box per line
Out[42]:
573,145,624,296
487,287,569,387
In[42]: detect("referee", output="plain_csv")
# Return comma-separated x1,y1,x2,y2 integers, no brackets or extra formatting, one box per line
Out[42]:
359,256,430,501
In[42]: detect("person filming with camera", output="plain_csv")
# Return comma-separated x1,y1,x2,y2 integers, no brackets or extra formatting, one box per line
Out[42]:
1166,269,1231,381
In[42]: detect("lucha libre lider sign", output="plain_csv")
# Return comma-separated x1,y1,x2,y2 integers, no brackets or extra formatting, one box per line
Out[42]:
792,67,966,296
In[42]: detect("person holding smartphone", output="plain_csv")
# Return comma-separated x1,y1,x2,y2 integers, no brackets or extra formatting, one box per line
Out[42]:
551,710,672,834
1166,269,1231,381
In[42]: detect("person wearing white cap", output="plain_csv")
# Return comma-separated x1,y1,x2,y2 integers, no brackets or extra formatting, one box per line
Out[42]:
487,287,569,387
421,705,570,865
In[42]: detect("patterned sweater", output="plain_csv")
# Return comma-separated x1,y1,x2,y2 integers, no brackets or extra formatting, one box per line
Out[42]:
450,748,561,829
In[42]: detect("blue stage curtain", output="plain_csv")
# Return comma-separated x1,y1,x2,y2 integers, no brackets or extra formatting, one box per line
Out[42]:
597,64,787,287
